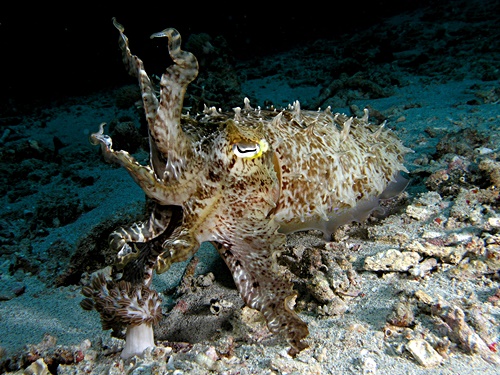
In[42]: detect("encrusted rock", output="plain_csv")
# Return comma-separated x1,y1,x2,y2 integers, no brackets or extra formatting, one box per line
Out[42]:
406,204,434,221
387,300,415,327
479,158,500,187
431,300,500,365
449,188,485,224
405,240,466,264
308,271,336,303
364,249,420,272
405,191,444,221
317,296,349,316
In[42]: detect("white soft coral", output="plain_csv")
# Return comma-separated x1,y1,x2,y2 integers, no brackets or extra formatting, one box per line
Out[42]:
81,272,162,359
121,323,155,359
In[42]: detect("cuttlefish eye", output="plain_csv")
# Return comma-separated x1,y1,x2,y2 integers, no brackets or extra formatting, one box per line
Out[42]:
232,139,269,159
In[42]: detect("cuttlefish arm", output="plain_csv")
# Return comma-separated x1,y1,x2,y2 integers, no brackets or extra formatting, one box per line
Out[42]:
213,221,309,356
112,18,166,178
109,203,182,268
90,123,190,205
90,131,191,279
91,21,200,210
114,204,184,287
112,18,195,183
112,18,158,127
149,26,199,181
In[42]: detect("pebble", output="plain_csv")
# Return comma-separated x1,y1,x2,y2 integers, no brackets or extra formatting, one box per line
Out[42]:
23,358,49,375
488,217,500,228
359,350,377,375
409,258,437,277
406,205,434,221
406,339,443,367
0,280,26,301
414,290,435,305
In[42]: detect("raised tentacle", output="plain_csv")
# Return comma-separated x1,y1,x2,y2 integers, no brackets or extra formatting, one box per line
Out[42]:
112,18,158,126
112,18,168,179
149,28,199,181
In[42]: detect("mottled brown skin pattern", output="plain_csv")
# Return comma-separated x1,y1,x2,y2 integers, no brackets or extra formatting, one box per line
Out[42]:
91,19,411,355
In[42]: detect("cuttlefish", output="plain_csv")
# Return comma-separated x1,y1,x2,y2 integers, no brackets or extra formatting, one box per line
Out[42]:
90,18,410,355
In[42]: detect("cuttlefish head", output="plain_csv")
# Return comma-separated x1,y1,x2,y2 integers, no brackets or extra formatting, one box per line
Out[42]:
212,119,281,216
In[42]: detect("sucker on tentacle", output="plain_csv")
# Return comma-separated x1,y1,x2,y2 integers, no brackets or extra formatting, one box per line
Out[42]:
87,19,411,356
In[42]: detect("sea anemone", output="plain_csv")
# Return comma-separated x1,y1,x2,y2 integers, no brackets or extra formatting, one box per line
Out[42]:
80,272,162,359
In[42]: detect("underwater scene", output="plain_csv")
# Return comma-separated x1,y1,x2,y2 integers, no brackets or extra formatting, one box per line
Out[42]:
1,1,500,374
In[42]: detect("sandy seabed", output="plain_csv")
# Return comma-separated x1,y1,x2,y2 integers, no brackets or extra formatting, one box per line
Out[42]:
1,1,500,374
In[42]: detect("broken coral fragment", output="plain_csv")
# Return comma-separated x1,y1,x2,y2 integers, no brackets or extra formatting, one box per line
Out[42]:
364,249,420,272
407,339,443,367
